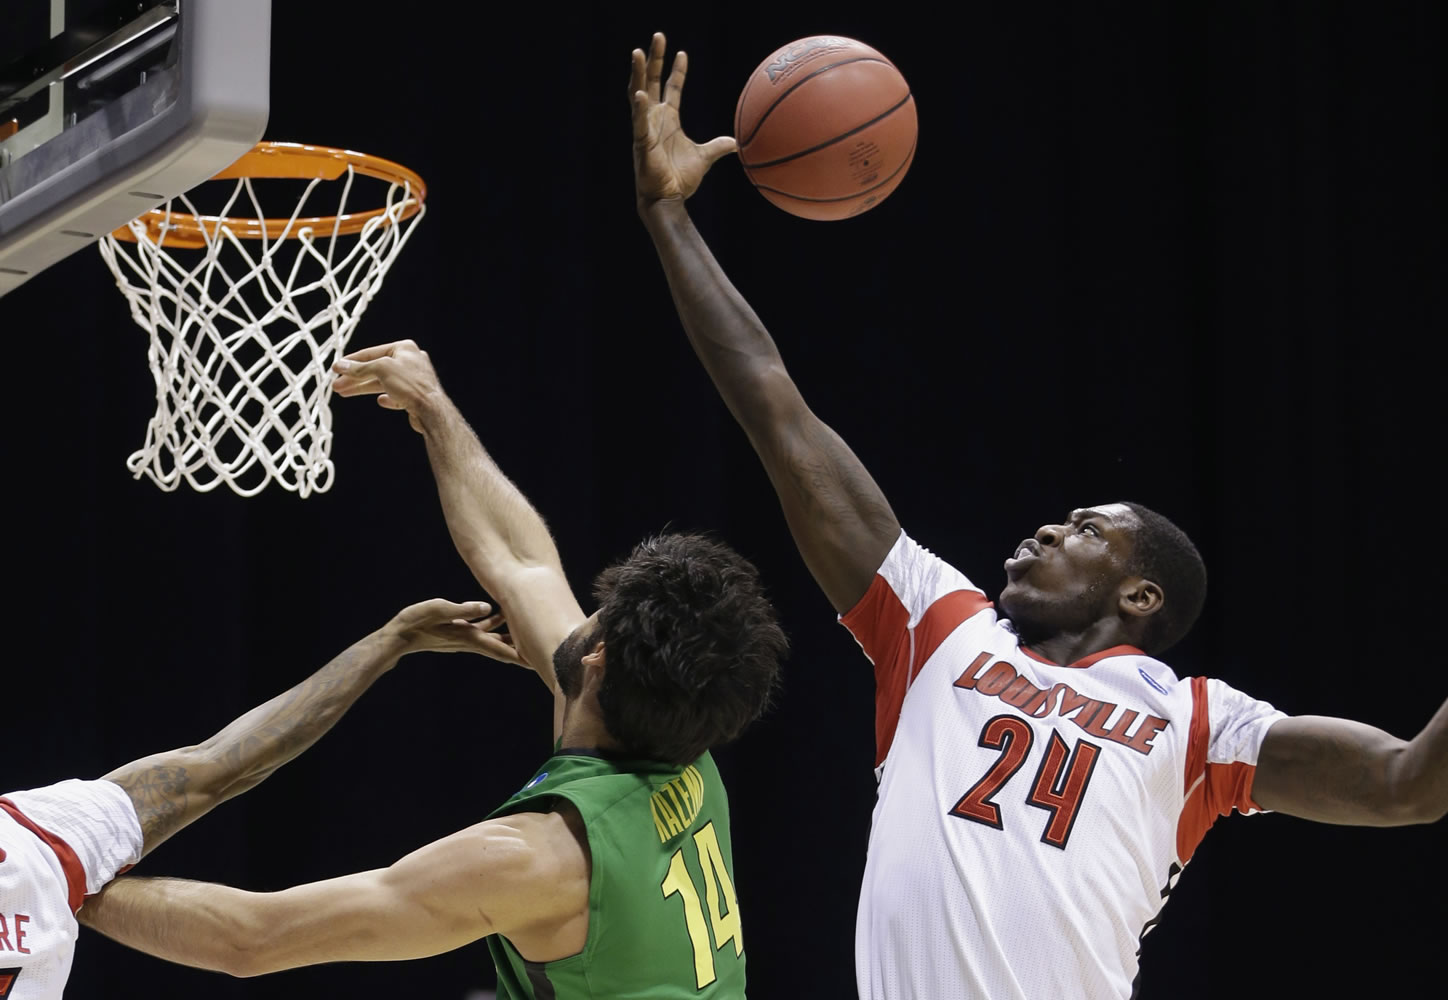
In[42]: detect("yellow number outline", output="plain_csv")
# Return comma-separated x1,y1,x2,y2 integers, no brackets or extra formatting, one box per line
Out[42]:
659,820,744,988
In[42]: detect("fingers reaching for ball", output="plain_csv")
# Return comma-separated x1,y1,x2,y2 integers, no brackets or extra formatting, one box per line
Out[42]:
630,32,737,206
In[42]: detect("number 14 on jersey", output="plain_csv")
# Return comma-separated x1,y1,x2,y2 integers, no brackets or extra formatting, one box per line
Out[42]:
660,821,743,989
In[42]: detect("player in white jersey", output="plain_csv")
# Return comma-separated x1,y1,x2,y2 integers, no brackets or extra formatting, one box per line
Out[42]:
627,33,1448,999
0,598,512,1000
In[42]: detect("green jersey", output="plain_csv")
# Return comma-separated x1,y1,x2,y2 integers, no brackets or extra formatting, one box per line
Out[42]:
486,749,746,999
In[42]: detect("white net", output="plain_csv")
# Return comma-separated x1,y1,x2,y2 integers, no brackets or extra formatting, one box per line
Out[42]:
98,166,424,497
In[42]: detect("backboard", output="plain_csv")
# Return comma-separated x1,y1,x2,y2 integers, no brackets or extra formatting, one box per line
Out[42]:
0,0,270,297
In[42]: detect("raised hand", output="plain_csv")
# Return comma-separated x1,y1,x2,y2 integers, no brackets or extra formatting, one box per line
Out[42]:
630,32,737,208
386,599,528,667
332,340,444,433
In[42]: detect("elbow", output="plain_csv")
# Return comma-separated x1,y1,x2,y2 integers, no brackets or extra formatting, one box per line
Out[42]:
736,366,808,435
1380,800,1446,827
1401,796,1447,826
1380,746,1448,826
211,904,284,978
217,938,282,979
217,951,263,979
1377,768,1447,826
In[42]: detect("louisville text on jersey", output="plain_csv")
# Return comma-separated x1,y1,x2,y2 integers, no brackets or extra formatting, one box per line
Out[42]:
954,651,1170,754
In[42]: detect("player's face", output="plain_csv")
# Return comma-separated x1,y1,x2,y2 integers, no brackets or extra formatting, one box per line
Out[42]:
998,503,1137,639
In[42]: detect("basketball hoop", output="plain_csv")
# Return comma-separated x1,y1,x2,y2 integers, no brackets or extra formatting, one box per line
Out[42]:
98,141,426,497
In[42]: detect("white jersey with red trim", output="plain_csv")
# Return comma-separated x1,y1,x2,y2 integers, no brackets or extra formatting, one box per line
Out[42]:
0,780,143,1000
840,533,1284,1000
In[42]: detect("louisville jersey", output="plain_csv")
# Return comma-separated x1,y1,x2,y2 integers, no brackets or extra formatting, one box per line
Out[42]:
0,780,143,1000
841,533,1285,1000
487,750,746,999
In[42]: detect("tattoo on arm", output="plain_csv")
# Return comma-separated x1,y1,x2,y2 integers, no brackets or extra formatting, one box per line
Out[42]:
110,766,192,846
105,632,403,855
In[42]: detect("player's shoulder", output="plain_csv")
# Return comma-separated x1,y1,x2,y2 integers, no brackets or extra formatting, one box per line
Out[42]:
1037,646,1192,717
1108,648,1185,692
399,806,590,944
887,531,972,580
463,804,592,886
867,530,993,615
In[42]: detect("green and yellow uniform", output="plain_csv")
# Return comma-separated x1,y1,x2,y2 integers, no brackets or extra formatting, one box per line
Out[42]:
488,749,747,999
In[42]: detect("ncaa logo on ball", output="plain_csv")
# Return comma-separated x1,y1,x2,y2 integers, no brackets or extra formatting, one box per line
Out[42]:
766,37,853,83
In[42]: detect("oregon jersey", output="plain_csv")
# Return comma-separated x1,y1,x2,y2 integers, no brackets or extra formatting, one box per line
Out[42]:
487,749,746,999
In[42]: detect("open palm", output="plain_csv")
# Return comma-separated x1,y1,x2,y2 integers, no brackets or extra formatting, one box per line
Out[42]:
630,33,737,205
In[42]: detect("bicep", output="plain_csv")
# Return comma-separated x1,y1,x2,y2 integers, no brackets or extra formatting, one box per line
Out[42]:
747,381,900,613
1253,715,1410,826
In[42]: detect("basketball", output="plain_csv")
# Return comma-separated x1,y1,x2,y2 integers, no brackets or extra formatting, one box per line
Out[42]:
735,36,917,221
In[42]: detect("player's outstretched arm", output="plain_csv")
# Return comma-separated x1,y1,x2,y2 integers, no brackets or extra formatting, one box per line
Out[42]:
333,342,586,712
77,808,589,975
1252,696,1447,826
103,600,514,857
631,33,900,614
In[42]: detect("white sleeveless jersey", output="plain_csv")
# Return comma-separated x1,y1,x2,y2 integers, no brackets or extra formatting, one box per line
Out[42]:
841,533,1284,1000
0,780,144,1000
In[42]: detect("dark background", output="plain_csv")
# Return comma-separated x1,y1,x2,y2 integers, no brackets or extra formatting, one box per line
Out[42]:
6,2,1444,997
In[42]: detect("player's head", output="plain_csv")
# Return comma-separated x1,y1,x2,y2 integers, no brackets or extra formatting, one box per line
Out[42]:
998,501,1206,656
552,533,787,765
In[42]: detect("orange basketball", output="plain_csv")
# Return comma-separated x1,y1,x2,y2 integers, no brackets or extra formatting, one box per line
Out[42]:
735,36,917,221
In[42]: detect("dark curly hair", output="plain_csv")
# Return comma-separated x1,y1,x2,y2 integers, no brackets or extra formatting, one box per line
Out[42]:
590,533,787,765
1122,502,1207,655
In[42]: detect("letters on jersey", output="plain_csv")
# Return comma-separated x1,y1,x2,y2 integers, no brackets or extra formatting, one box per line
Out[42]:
0,781,143,1000
840,532,1284,1000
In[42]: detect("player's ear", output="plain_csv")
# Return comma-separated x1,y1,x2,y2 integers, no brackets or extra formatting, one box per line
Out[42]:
578,642,607,699
1119,578,1163,619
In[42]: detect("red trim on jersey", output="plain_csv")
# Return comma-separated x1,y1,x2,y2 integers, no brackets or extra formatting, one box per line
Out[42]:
1175,677,1263,862
841,575,992,767
1183,676,1210,794
0,798,87,914
1019,643,1146,669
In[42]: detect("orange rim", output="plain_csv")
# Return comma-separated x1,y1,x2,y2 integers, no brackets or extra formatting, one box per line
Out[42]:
112,141,426,248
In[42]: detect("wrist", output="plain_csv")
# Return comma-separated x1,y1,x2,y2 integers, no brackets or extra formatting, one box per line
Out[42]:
364,626,414,666
413,387,459,434
637,195,689,226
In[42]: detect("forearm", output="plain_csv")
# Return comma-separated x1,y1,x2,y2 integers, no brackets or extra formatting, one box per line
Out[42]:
80,877,271,977
640,197,899,612
640,198,798,433
104,629,407,854
417,393,567,575
415,396,580,689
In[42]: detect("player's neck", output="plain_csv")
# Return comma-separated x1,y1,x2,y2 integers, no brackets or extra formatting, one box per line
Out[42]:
558,703,621,755
1024,620,1138,667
